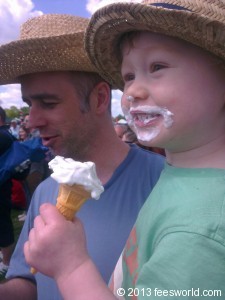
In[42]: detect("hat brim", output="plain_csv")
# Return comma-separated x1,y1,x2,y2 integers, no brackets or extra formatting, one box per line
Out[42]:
85,2,225,90
0,31,97,85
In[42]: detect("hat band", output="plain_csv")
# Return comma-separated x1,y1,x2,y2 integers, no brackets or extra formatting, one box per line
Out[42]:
150,3,191,11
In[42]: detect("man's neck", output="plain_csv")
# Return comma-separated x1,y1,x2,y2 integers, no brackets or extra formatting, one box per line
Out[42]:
98,143,130,185
87,134,130,185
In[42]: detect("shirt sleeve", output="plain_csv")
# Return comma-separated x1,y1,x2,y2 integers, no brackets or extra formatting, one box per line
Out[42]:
136,232,225,299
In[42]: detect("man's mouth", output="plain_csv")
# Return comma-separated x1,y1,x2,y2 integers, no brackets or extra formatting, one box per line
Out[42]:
41,135,58,147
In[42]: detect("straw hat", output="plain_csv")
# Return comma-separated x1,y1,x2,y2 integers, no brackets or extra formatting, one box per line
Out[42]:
0,14,97,85
85,0,225,90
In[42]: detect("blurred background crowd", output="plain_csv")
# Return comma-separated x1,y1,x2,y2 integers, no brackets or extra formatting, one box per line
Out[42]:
0,106,51,275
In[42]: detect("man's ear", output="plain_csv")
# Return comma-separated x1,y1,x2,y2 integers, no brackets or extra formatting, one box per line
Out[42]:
90,82,111,114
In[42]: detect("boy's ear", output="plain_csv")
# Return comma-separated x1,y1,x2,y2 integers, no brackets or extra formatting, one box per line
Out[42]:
90,81,111,114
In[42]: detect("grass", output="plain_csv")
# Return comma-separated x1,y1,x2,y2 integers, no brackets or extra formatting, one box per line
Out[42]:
0,209,25,282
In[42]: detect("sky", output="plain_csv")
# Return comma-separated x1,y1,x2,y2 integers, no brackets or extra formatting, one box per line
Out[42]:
0,0,135,117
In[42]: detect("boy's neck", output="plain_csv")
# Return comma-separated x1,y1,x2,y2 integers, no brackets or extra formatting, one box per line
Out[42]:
165,135,225,169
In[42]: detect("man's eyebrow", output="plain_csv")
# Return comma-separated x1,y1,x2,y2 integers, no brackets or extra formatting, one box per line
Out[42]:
22,93,61,102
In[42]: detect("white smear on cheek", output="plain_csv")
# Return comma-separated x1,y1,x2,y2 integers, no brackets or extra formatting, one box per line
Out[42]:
122,105,132,125
162,109,174,128
122,105,174,142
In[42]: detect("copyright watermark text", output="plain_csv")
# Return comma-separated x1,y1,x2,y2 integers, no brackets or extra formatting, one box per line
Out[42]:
116,287,222,297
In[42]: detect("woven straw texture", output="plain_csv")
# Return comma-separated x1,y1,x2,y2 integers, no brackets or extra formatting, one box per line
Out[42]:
85,0,225,90
0,14,97,85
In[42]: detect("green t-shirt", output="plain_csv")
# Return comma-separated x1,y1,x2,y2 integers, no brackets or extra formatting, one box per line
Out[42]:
113,165,225,299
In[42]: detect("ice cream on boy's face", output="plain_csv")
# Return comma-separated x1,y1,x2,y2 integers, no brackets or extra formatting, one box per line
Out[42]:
49,156,104,221
122,105,174,144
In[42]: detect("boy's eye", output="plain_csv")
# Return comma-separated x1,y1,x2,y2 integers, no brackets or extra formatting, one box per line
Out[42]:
151,63,166,72
123,73,135,82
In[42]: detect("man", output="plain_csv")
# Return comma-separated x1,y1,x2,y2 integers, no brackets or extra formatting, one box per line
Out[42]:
0,14,164,299
23,114,30,130
9,119,20,139
114,124,128,139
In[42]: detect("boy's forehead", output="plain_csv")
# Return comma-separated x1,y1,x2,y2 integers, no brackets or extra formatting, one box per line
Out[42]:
121,31,190,56
123,31,187,46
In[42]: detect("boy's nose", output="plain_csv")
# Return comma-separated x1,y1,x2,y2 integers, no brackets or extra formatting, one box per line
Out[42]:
125,82,149,103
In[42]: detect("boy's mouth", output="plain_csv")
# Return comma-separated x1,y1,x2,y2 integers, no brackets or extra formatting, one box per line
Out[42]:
127,106,174,129
131,112,161,127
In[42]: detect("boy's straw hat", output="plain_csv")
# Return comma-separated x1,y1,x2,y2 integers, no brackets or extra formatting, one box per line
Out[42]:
0,14,97,85
85,0,225,90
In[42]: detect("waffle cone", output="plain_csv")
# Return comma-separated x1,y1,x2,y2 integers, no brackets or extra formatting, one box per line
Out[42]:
56,184,91,221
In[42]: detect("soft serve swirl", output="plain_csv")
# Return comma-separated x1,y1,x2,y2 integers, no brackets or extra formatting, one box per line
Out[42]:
49,156,104,199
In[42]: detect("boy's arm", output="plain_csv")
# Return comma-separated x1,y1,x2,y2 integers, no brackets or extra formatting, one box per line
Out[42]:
24,203,116,300
56,259,116,300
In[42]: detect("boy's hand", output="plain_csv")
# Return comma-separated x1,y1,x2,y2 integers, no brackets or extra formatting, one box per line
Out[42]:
24,203,89,280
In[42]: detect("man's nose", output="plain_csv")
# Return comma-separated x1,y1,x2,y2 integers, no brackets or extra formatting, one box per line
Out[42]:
29,106,47,129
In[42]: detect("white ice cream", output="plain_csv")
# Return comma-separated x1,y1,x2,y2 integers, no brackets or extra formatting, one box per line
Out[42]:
123,105,174,142
49,156,104,200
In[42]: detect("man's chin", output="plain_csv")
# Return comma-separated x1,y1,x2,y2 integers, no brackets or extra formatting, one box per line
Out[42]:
50,148,63,157
54,150,73,159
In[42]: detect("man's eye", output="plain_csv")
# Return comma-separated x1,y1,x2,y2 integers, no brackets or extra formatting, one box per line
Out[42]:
42,102,58,108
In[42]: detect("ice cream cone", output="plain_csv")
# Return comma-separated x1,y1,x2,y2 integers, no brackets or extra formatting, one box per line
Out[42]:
30,156,104,275
56,184,91,221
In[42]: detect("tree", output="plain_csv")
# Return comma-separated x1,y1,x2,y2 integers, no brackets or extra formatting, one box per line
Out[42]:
5,106,20,119
5,106,29,120
20,107,29,116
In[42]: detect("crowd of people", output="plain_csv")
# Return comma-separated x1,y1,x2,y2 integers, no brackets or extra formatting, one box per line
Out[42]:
0,1,224,299
9,114,38,141
0,107,30,274
0,107,50,274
